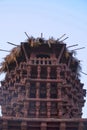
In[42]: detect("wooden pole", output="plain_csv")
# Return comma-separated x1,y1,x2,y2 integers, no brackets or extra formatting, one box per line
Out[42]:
67,44,78,48
58,34,66,40
60,37,69,42
71,47,85,51
7,42,19,47
24,32,30,39
0,49,10,52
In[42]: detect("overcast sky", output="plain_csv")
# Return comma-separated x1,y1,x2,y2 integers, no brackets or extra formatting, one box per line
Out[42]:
0,0,87,118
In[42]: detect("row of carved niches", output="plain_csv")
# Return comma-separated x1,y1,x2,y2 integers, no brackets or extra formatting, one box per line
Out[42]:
0,62,75,80
1,79,85,118
1,76,85,100
1,85,83,118
0,60,86,118
1,99,82,118
2,63,68,81
2,62,86,91
1,80,85,102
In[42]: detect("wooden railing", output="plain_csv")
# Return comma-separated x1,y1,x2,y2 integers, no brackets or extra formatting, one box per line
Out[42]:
29,58,58,65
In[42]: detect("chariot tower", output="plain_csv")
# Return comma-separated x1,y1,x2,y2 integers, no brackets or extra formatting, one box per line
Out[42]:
0,35,87,130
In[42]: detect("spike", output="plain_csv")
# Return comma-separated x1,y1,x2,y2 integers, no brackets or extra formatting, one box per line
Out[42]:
24,32,30,39
72,47,85,51
80,71,87,75
41,33,43,38
67,44,78,48
7,42,19,47
60,37,69,42
58,34,66,40
0,49,10,52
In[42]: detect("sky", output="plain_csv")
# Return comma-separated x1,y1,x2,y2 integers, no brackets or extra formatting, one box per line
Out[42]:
0,0,87,118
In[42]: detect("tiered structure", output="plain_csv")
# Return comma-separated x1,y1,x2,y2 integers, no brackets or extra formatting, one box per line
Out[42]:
0,36,87,130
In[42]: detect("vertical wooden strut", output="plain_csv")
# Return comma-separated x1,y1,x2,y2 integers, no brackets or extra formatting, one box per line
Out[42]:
0,87,2,105
57,45,65,63
21,43,28,62
67,55,72,68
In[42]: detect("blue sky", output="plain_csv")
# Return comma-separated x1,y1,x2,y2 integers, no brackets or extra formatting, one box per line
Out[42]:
0,0,87,118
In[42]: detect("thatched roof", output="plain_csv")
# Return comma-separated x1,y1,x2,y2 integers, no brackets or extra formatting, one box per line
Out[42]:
0,36,81,76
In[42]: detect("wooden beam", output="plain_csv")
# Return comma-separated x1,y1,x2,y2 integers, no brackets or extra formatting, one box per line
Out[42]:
7,42,19,47
80,71,87,75
21,43,28,62
58,34,66,41
67,56,72,68
60,37,69,42
24,32,30,39
0,49,10,52
67,44,78,48
57,45,65,63
71,47,85,51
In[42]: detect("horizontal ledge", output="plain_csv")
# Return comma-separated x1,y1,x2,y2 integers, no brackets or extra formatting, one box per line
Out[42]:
0,116,87,123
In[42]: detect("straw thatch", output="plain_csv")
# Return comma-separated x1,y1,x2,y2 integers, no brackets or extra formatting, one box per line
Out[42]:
0,46,21,73
0,37,81,76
